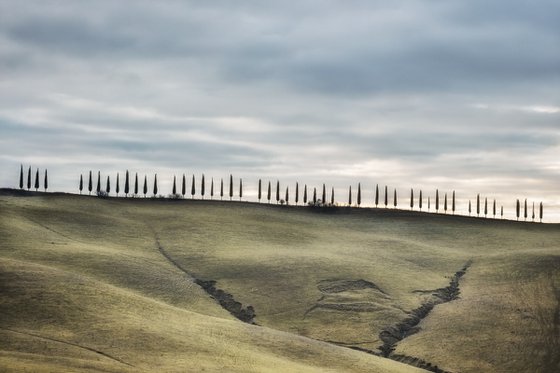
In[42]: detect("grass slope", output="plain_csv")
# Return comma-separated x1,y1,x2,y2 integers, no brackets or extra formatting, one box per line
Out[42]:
1,191,559,372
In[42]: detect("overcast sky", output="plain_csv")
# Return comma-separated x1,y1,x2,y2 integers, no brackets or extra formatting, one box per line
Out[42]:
1,1,558,221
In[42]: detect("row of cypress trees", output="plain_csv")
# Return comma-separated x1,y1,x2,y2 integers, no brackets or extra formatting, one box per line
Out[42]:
18,165,47,192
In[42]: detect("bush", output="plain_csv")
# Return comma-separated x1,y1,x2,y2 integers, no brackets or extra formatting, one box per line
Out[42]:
96,190,109,198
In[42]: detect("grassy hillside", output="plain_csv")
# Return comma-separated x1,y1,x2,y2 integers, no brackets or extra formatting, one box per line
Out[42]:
1,191,558,372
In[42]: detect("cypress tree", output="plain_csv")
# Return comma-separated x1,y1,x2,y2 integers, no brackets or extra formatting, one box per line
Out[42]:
516,199,520,221
303,184,307,204
267,181,271,203
410,188,414,210
229,174,233,200
484,198,488,217
428,196,431,211
276,181,280,204
285,186,289,204
313,187,317,204
468,200,472,216
476,194,480,216
501,205,504,219
124,170,129,196
210,178,214,200
173,176,177,195
116,173,120,196
27,166,32,190
143,175,147,197
348,186,352,206
79,174,83,194
331,187,334,205
153,174,158,196
32,168,39,191
375,184,379,207
419,190,423,211
435,189,439,212
322,183,326,204
96,171,101,194
539,202,543,223
258,179,262,202
201,174,205,199
134,173,139,196
182,174,186,198
452,191,456,214
19,165,24,189
295,182,299,205
43,169,48,192
191,175,196,198
532,202,535,222
357,183,361,207
106,175,110,194
444,193,447,213
493,199,496,218
384,185,388,207
524,199,527,221
220,178,224,200
239,178,242,201
393,188,397,208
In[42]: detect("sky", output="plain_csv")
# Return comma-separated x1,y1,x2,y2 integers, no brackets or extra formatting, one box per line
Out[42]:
0,0,559,221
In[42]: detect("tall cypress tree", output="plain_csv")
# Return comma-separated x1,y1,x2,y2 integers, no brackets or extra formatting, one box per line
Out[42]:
267,181,271,203
484,198,488,217
532,202,535,222
393,188,397,208
229,175,233,201
276,181,280,204
153,174,158,196
476,194,480,216
357,183,361,207
182,174,186,198
468,200,472,216
106,175,110,194
220,178,224,200
322,184,326,204
34,168,39,191
239,178,243,201
384,185,388,207
539,202,543,223
211,178,214,200
79,174,83,194
331,187,334,205
428,196,431,211
444,193,447,213
303,184,307,204
410,188,414,210
348,186,352,206
124,170,129,196
375,184,379,207
134,173,138,196
435,189,439,212
116,173,120,196
524,199,527,221
191,175,196,199
452,191,456,214
19,165,24,189
173,175,177,195
143,175,147,197
43,169,48,192
295,182,299,205
285,186,289,204
27,166,32,190
419,190,423,211
313,187,317,204
493,199,496,218
501,205,504,219
516,199,520,221
201,174,205,199
258,179,262,202
96,171,101,194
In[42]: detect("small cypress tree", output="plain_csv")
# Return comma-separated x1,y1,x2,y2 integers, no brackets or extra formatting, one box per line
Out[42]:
116,173,120,196
106,175,110,194
375,184,379,207
220,178,224,200
322,184,326,204
516,199,520,221
182,174,186,198
153,174,158,196
452,190,456,214
331,187,334,205
410,188,414,210
134,173,139,196
210,178,214,200
435,189,439,212
239,178,243,201
384,185,388,207
419,190,423,211
267,181,271,203
428,196,431,211
295,182,299,205
303,184,307,204
357,183,361,207
43,169,48,192
539,202,543,223
348,186,352,206
33,168,39,191
124,170,129,196
285,186,289,204
191,175,196,199
201,174,205,199
96,171,101,194
532,202,535,222
276,181,280,204
313,187,317,204
172,175,177,195
493,199,496,218
468,200,471,216
27,166,32,190
501,205,504,219
143,175,147,197
79,174,83,194
484,197,488,218
393,188,397,208
476,194,480,216
19,165,24,189
524,199,528,221
229,174,233,200
258,179,262,202
444,193,448,213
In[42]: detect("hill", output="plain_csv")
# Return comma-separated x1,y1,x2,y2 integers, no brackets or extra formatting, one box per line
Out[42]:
1,190,558,372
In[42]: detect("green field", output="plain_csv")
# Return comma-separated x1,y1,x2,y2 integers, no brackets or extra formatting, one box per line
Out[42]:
1,191,558,372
